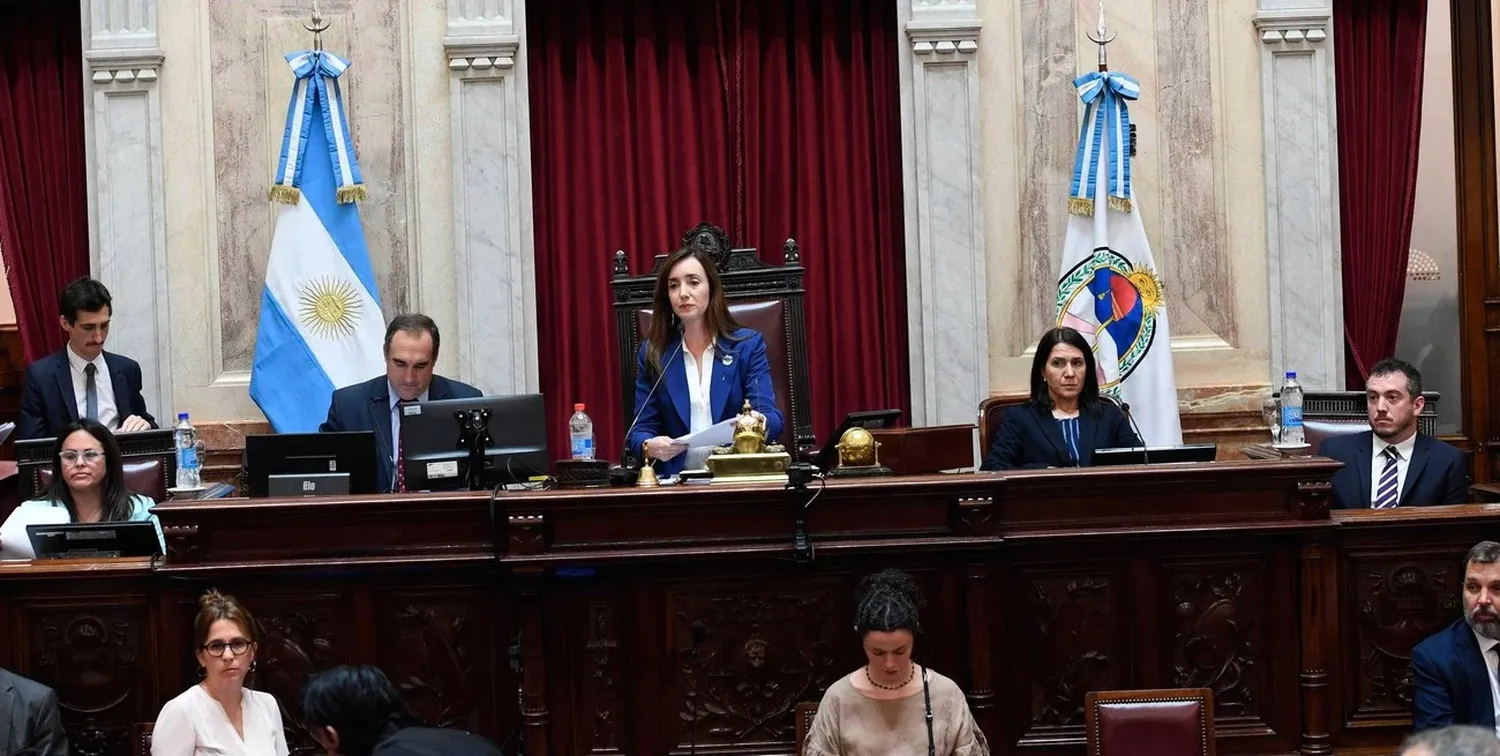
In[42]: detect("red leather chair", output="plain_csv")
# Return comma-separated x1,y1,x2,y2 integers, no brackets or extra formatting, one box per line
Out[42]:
977,393,1029,456
1085,688,1215,756
35,457,169,503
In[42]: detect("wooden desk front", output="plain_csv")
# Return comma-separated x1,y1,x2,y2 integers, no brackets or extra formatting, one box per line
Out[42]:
0,459,1488,756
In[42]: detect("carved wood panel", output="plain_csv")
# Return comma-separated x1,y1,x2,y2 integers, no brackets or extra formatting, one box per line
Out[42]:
249,593,346,754
375,588,497,736
573,594,627,754
23,598,151,756
1020,569,1124,737
1348,554,1462,721
666,577,846,751
1163,564,1265,724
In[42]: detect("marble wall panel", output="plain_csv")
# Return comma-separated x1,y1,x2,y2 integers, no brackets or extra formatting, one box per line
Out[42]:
208,0,409,374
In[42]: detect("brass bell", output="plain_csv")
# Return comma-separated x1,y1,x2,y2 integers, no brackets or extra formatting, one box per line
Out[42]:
636,463,660,488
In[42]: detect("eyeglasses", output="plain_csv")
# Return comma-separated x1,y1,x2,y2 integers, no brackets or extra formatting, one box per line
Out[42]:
200,639,253,658
59,449,106,466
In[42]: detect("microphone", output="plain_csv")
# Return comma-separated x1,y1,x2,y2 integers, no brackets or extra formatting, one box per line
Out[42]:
622,337,685,466
689,620,706,755
1104,394,1150,465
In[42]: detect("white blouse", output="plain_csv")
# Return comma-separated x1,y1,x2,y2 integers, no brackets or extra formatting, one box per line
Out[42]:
152,685,289,756
681,340,717,471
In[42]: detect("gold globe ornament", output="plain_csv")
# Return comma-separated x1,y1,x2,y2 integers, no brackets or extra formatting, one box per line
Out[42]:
830,426,892,478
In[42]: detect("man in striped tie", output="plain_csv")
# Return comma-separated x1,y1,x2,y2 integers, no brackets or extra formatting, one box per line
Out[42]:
1318,358,1467,509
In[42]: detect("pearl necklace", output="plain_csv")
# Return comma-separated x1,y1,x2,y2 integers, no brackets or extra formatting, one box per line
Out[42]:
864,663,915,690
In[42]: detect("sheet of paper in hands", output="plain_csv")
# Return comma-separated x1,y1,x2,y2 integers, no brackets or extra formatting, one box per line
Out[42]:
0,505,70,560
672,418,737,449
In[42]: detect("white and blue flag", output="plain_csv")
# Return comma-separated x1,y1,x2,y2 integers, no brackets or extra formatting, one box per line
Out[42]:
250,50,385,432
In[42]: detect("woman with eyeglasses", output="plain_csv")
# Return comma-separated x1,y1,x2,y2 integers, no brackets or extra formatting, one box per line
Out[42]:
154,590,288,755
3,418,163,552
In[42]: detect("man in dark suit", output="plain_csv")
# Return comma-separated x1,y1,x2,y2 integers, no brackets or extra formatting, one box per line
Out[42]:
1317,358,1466,509
0,667,69,755
1413,541,1500,734
319,314,480,493
18,277,156,440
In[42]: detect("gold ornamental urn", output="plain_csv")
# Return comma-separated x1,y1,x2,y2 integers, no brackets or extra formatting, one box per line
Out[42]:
705,400,792,484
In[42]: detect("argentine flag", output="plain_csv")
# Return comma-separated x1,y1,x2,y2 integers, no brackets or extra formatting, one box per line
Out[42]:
1055,68,1183,445
250,51,385,432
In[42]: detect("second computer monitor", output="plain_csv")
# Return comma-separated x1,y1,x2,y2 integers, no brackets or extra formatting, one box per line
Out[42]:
400,394,548,491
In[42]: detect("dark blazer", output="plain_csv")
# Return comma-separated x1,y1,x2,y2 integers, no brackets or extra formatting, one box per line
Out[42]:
626,327,784,477
319,374,482,492
1412,618,1496,732
1318,431,1467,509
18,349,157,440
0,667,69,756
980,401,1141,471
373,727,502,756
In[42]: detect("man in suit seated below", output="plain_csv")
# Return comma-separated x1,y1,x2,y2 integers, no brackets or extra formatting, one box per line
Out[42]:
1412,541,1500,735
319,314,480,493
0,666,69,755
19,276,156,440
1318,357,1466,509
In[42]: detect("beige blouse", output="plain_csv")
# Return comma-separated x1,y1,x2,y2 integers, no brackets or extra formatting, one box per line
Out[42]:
804,668,989,756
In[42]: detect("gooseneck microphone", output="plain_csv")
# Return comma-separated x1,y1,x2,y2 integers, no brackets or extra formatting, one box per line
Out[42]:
1106,394,1150,465
622,337,685,466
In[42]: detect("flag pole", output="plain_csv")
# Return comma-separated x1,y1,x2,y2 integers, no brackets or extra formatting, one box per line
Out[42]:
1086,0,1115,72
303,0,330,52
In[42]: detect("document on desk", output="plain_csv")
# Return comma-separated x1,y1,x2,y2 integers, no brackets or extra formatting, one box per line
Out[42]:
673,419,737,449
0,506,69,560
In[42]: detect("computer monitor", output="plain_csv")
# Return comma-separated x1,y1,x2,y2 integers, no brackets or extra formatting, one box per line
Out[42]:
400,394,548,492
243,431,379,497
1092,444,1218,466
812,409,903,472
28,521,161,559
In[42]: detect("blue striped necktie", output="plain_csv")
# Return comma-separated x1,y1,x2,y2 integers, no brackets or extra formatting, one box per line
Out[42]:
1374,446,1400,508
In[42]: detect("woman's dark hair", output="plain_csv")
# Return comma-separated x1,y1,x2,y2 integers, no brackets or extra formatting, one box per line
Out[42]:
854,569,923,635
46,418,135,523
194,589,258,648
302,665,422,756
1028,326,1102,411
644,247,742,377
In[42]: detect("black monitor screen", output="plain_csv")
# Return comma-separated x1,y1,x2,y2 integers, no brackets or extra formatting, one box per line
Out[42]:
400,394,548,492
1092,444,1218,466
813,409,903,472
28,521,161,559
243,431,379,497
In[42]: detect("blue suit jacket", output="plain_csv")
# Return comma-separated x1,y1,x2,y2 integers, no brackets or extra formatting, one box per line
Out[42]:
626,328,783,476
979,401,1141,470
1317,431,1467,509
319,374,482,492
18,349,157,440
1412,618,1496,732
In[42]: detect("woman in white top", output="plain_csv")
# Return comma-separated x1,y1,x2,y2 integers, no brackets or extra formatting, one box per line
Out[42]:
153,590,288,756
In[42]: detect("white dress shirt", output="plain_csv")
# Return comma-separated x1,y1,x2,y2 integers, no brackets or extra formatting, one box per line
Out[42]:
66,347,118,428
151,684,289,756
1472,629,1500,737
1370,433,1417,507
389,383,429,487
681,341,716,471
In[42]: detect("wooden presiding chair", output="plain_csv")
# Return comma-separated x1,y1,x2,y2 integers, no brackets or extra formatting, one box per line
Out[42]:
131,722,154,756
1085,688,1215,756
794,701,819,755
977,393,1029,458
611,222,814,454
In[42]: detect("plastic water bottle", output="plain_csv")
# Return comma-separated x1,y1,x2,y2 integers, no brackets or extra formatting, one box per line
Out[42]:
174,412,202,489
569,403,595,460
1280,372,1304,446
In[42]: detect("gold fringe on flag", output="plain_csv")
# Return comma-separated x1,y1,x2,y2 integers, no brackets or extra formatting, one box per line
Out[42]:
1108,195,1133,214
269,185,301,205
1068,197,1093,217
335,184,368,204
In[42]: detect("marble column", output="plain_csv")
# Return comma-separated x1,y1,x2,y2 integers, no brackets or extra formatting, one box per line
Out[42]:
444,0,539,396
1256,1,1345,389
900,0,987,429
80,0,174,418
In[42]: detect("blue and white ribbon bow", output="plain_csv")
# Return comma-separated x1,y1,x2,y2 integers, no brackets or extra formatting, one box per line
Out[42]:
1069,70,1139,216
270,50,366,205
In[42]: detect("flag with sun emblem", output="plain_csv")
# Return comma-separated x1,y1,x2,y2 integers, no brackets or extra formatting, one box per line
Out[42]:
1055,64,1183,445
250,50,386,432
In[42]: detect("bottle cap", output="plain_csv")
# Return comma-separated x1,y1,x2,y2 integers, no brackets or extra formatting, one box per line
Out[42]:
1285,371,1296,379
573,403,586,412
177,412,189,420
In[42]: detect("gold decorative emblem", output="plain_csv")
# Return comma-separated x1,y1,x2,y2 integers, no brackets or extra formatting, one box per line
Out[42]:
297,276,363,340
706,400,790,484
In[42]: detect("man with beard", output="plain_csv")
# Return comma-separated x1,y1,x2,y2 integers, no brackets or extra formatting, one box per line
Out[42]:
1413,541,1500,733
1318,358,1466,509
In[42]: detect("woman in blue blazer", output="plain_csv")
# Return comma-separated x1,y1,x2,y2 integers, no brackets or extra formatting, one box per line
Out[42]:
980,326,1140,470
627,247,783,476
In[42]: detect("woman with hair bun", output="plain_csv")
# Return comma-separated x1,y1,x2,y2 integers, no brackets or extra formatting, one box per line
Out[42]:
153,590,287,755
803,569,989,755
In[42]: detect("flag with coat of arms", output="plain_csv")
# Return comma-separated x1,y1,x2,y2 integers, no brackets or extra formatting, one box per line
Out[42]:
1055,63,1183,445
250,50,386,432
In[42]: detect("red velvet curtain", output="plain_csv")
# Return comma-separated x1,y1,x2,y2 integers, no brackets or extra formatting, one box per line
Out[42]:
529,0,909,462
1333,0,1427,387
0,0,90,362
